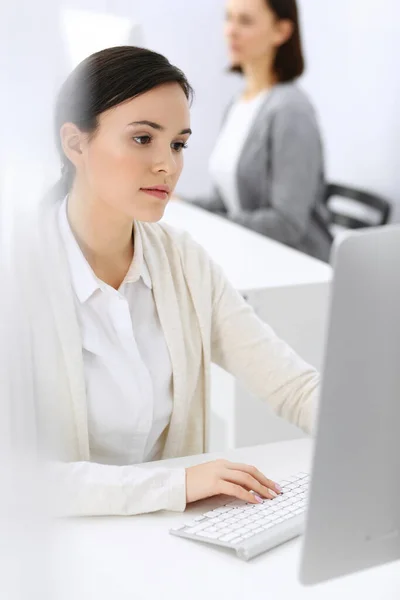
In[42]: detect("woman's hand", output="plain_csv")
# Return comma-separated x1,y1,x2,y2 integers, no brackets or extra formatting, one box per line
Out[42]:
185,459,282,505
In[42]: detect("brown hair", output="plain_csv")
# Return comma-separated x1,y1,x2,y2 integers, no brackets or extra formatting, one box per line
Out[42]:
231,0,304,82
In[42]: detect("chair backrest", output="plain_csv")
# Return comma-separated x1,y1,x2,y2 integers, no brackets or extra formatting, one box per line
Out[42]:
324,184,392,230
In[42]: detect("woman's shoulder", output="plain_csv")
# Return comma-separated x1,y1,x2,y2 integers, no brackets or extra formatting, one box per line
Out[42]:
139,219,222,296
266,82,317,117
139,219,212,267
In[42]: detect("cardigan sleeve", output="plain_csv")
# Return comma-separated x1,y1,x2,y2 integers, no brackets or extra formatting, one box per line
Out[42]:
209,259,319,434
50,461,187,517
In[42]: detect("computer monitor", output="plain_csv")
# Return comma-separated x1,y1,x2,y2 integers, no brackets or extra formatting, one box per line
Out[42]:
300,225,400,585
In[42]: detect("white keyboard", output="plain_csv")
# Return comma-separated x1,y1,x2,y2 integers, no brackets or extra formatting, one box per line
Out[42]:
170,471,309,561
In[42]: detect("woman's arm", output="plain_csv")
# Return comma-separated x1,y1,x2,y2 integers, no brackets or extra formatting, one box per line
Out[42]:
50,457,281,516
50,461,186,517
210,259,319,434
230,107,323,247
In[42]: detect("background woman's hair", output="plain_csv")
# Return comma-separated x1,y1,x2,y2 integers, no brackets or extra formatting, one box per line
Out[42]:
53,46,193,196
230,0,304,83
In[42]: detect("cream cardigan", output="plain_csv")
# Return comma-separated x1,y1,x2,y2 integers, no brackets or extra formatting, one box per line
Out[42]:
30,197,319,517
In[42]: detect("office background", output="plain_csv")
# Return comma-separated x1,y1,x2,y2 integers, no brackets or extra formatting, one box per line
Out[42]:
65,0,400,221
4,0,399,223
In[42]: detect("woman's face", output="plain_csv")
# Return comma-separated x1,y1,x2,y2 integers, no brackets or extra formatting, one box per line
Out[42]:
62,82,191,223
225,0,290,68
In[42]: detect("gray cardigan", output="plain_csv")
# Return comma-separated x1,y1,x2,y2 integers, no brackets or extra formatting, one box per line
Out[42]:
191,83,332,262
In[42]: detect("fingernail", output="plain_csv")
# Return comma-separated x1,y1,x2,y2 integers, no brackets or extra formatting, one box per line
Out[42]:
275,484,282,493
254,494,264,503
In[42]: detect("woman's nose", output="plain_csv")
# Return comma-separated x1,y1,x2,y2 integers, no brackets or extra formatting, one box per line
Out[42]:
152,150,178,176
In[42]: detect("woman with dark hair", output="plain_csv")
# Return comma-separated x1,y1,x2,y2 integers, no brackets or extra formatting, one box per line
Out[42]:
35,46,319,517
190,0,331,262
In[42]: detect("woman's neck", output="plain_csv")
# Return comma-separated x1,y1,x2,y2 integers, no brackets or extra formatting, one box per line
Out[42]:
242,56,277,101
67,185,134,287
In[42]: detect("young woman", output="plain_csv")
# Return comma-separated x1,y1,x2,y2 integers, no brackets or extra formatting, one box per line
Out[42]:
33,46,319,517
190,0,332,262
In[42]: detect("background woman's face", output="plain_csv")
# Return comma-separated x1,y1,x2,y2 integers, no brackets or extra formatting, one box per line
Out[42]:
64,82,191,223
224,0,287,68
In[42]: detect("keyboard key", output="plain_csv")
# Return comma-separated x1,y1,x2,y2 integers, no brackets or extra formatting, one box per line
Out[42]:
237,513,249,521
236,527,251,535
184,520,198,528
170,524,186,532
215,522,229,530
213,506,233,515
220,532,240,542
261,516,274,524
279,500,292,507
207,518,221,525
185,522,210,534
230,537,244,545
218,527,233,535
197,531,221,540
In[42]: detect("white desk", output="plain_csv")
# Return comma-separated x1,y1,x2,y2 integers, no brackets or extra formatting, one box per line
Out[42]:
54,440,399,600
162,202,332,449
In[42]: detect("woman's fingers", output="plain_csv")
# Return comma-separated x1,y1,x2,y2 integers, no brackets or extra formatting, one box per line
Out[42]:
217,481,261,504
224,469,277,500
225,462,282,494
185,459,283,505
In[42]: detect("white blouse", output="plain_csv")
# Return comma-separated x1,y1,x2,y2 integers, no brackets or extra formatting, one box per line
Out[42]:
209,90,269,215
58,198,173,466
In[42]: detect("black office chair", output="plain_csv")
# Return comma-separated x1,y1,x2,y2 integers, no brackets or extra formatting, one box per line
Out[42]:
324,183,392,231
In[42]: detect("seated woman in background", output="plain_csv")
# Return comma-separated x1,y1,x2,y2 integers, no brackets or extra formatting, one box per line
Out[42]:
189,0,332,262
32,46,319,517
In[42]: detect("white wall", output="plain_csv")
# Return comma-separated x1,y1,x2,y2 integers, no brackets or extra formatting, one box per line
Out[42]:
299,0,400,221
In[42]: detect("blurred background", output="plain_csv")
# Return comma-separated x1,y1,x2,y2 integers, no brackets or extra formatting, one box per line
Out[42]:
39,0,400,220
3,0,400,218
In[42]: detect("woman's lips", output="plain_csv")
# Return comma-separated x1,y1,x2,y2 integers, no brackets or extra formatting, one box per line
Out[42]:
140,188,169,200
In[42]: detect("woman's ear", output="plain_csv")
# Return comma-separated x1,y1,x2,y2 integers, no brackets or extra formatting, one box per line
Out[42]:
60,123,86,169
275,19,294,47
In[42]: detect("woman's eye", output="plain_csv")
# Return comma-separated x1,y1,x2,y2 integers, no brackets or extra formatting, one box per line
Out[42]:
172,141,188,153
239,16,253,26
133,135,152,145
